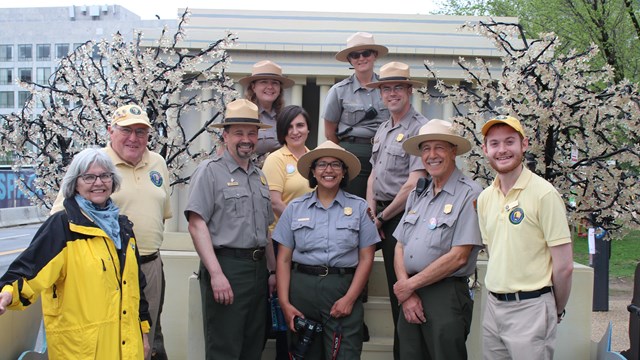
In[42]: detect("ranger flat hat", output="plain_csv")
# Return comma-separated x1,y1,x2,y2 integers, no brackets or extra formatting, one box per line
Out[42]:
211,99,272,129
238,60,295,89
365,62,424,88
335,32,389,62
111,104,151,128
481,115,526,138
403,119,472,156
297,141,361,180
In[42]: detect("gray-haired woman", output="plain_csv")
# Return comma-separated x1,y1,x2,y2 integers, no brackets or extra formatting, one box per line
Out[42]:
0,148,151,360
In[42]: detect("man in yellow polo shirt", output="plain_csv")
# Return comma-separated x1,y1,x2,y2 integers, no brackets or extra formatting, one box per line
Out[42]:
478,115,573,360
52,104,173,360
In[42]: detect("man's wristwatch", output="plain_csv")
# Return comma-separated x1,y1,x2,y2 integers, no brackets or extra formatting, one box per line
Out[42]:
376,212,385,223
557,309,566,320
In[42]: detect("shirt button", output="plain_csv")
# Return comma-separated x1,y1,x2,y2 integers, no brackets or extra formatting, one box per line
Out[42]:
409,255,413,259
122,341,126,345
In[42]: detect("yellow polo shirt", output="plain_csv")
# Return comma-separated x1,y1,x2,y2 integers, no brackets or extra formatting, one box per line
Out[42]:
478,166,571,293
262,145,313,230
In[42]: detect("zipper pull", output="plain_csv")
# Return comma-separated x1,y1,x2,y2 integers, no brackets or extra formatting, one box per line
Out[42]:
52,284,57,299
101,259,106,271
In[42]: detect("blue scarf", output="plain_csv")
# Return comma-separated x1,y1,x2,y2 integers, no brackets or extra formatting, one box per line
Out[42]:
75,194,122,249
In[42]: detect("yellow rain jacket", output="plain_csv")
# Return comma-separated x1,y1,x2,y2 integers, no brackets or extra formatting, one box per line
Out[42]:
0,197,150,359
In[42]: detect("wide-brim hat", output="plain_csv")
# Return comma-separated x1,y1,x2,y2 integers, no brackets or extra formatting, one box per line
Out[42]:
238,60,295,89
335,32,389,62
211,99,272,129
365,62,424,88
111,104,151,128
297,141,361,180
481,115,526,138
403,119,472,156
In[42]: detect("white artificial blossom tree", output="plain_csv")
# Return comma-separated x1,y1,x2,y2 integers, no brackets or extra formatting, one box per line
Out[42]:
0,10,237,209
423,19,640,236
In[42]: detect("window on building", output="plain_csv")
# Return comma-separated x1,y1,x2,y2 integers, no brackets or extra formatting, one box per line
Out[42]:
36,67,51,85
56,43,70,59
18,68,32,82
0,45,12,62
0,68,12,85
73,43,84,52
0,91,14,108
18,91,30,106
36,44,51,61
18,45,32,61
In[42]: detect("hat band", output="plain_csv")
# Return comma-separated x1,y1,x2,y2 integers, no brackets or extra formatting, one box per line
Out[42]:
378,76,411,82
222,117,261,125
252,72,283,77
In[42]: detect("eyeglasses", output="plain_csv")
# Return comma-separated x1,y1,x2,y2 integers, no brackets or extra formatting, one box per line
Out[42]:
115,125,150,138
315,161,343,171
381,85,409,94
78,172,113,184
348,50,374,60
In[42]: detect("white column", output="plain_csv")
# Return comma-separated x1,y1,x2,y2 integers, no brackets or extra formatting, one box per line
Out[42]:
442,80,456,120
412,91,423,114
316,76,335,145
288,76,306,106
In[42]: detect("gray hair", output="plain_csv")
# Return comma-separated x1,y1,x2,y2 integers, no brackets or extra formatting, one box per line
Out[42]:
60,148,122,199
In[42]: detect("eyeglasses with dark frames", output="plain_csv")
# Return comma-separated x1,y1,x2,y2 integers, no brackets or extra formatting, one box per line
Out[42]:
348,50,374,60
381,85,409,94
315,161,344,171
78,173,113,184
114,125,150,138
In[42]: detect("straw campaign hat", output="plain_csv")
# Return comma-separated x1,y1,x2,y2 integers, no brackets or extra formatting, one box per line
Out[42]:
297,141,361,180
335,32,389,62
403,119,472,156
365,62,424,88
238,60,295,89
211,99,272,129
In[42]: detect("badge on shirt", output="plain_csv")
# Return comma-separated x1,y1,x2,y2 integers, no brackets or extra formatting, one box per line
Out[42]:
260,176,267,185
149,171,163,187
286,164,296,174
505,200,519,211
428,217,437,230
509,207,525,225
396,133,404,142
297,217,310,222
444,204,453,214
344,207,353,216
227,178,238,186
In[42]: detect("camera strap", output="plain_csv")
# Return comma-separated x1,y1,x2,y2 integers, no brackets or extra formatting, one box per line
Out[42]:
330,323,343,360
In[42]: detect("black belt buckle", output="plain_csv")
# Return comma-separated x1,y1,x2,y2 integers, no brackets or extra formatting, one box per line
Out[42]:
252,248,264,261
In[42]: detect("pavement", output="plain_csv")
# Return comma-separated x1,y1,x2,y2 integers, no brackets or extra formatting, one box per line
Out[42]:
592,277,634,353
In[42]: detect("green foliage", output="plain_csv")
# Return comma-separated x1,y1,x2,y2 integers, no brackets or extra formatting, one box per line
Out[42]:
434,0,640,82
573,230,640,278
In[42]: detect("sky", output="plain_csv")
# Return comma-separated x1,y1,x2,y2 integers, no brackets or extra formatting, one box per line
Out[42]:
4,1,442,20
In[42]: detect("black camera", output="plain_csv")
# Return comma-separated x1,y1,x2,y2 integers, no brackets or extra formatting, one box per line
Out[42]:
290,316,323,359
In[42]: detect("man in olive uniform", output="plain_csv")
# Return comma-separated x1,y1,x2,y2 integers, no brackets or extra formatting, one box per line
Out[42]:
185,99,276,360
365,62,428,359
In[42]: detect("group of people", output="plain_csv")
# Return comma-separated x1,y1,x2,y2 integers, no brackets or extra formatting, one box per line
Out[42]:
0,30,574,360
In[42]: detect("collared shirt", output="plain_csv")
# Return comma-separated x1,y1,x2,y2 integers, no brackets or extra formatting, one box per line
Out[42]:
255,106,281,156
50,145,173,256
393,168,483,276
273,190,380,267
370,106,427,201
478,166,571,293
323,73,389,139
184,150,274,248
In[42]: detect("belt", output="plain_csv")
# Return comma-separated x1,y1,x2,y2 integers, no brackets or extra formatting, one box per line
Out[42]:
215,247,266,261
376,200,393,208
490,286,552,301
293,262,356,277
340,136,372,144
139,251,159,265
